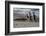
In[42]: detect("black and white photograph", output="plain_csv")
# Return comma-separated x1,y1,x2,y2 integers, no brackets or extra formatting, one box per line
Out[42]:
5,1,45,35
13,8,39,28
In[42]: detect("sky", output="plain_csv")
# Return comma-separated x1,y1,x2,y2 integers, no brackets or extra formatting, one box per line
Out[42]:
13,8,39,17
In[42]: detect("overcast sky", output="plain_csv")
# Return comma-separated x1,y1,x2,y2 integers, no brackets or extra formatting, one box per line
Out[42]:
13,8,39,17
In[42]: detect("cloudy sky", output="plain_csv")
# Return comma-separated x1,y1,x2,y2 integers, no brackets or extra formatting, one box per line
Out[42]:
13,8,39,17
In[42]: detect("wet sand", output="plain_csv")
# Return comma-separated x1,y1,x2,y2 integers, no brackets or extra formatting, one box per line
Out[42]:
13,20,39,28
